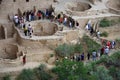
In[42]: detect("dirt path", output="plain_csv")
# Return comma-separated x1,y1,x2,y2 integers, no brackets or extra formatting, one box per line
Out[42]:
0,62,54,75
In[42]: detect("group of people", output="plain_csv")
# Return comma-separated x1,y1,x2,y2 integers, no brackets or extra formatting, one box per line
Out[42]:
12,6,81,65
71,53,85,61
63,38,116,62
91,40,116,61
51,12,78,28
13,7,55,37
85,20,101,39
13,7,117,64
65,40,116,62
13,7,80,36
85,20,94,36
13,7,81,65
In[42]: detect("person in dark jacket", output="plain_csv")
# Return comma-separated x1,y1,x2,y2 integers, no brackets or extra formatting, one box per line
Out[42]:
87,52,90,60
81,53,84,61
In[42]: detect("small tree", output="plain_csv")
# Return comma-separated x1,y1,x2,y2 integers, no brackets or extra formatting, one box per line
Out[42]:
34,64,52,80
52,59,91,80
99,19,111,27
94,66,113,80
16,69,35,80
74,44,83,53
55,44,74,57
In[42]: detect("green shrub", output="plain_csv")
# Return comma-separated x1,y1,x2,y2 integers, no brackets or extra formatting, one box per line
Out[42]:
100,31,108,37
2,75,11,80
109,66,116,78
52,59,91,80
99,19,111,27
82,36,101,53
116,38,120,43
74,44,83,53
55,44,75,57
94,66,113,80
95,55,108,64
16,69,35,80
109,67,120,80
34,64,52,80
116,69,120,80
50,53,54,57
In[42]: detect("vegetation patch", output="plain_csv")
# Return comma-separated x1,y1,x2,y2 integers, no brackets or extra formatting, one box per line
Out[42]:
55,35,101,57
16,64,52,80
2,75,11,80
6,51,120,80
52,59,93,80
55,44,75,57
115,38,120,42
100,31,108,37
99,18,118,27
99,19,112,27
82,35,101,53
99,18,120,27
55,43,84,57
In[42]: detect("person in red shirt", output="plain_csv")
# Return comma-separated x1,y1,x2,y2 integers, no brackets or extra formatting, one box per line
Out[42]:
59,17,63,24
106,41,111,49
23,54,26,65
101,46,105,56
37,11,42,20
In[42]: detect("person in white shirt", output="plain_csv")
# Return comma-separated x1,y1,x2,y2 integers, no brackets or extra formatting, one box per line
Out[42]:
97,30,101,39
14,14,19,26
63,17,67,26
105,46,109,55
27,24,33,38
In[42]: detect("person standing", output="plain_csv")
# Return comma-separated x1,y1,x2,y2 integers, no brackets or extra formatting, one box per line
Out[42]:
87,52,90,60
101,46,105,56
63,17,67,26
92,50,97,61
111,40,116,49
23,24,28,36
97,30,101,39
81,53,84,61
106,41,111,49
37,10,42,20
23,53,26,65
90,27,94,35
14,14,19,26
104,46,109,55
27,24,33,38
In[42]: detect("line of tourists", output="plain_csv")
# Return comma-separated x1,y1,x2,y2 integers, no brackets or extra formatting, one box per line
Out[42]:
63,39,116,62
